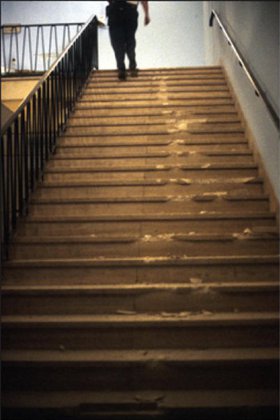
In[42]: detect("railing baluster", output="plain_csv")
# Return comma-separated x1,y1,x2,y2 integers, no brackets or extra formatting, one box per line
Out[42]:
21,27,27,72
27,26,33,72
48,25,54,69
41,26,46,71
19,110,26,215
34,26,40,72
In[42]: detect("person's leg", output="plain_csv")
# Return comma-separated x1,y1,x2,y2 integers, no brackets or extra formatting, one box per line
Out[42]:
107,4,127,79
124,6,138,73
109,24,126,78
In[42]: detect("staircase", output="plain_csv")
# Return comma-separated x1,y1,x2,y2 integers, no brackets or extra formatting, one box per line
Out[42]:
1,67,279,420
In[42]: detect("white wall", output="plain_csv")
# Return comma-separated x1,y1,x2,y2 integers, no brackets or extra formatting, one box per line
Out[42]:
204,1,279,202
1,1,206,70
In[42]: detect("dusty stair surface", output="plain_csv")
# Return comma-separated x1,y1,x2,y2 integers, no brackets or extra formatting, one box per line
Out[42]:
2,67,279,420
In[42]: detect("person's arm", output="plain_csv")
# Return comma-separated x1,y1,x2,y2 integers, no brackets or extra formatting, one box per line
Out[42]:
140,1,151,25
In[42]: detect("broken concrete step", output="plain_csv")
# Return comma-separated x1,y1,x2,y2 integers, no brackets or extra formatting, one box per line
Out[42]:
43,163,259,180
81,91,232,103
1,348,278,394
65,125,170,136
90,73,226,84
86,81,229,90
64,123,244,137
16,212,277,237
3,255,278,285
2,389,278,420
27,194,269,217
9,231,279,260
58,134,248,149
34,182,263,200
2,312,279,351
73,104,237,118
75,98,235,109
67,115,240,127
2,282,278,316
47,155,254,169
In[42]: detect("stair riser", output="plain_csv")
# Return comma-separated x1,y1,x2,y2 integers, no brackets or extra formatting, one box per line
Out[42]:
4,264,278,285
10,239,279,260
2,361,278,392
3,323,278,350
16,218,276,236
28,201,270,217
3,290,278,316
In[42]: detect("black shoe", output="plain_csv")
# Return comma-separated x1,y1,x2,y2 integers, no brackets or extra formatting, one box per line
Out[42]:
118,70,127,81
130,68,138,77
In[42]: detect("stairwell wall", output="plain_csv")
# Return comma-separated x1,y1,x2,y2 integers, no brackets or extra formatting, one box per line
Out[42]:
203,1,279,205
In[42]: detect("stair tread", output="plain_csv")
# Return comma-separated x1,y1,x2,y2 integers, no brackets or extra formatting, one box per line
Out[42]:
30,193,268,204
45,162,258,171
39,177,263,188
23,210,276,222
3,281,278,294
3,311,279,324
2,347,278,363
12,230,279,243
4,255,279,267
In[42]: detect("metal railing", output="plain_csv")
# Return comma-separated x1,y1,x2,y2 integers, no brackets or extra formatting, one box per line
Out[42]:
210,10,279,130
0,15,98,261
1,22,84,74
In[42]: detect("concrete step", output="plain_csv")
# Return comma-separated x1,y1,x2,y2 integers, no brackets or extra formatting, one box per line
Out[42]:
43,166,259,183
2,348,278,391
27,194,269,217
2,282,278,316
55,144,252,154
34,179,264,199
47,156,255,170
2,389,279,420
2,312,279,351
58,133,247,146
80,91,233,104
3,255,278,285
67,114,240,127
15,212,277,237
75,98,235,109
9,231,279,259
73,104,238,117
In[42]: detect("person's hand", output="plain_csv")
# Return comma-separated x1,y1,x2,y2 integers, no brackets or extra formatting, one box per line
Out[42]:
144,15,151,25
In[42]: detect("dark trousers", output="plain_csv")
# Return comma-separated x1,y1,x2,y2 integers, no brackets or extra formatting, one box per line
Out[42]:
108,2,139,71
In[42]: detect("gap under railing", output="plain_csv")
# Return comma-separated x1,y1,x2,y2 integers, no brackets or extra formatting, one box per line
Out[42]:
0,15,98,262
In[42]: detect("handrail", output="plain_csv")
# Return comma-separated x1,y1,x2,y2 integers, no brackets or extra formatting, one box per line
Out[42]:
0,14,98,261
1,23,84,74
209,10,279,130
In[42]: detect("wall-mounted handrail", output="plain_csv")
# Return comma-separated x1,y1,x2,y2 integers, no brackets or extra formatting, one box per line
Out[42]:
1,22,84,74
210,10,279,130
0,14,98,262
